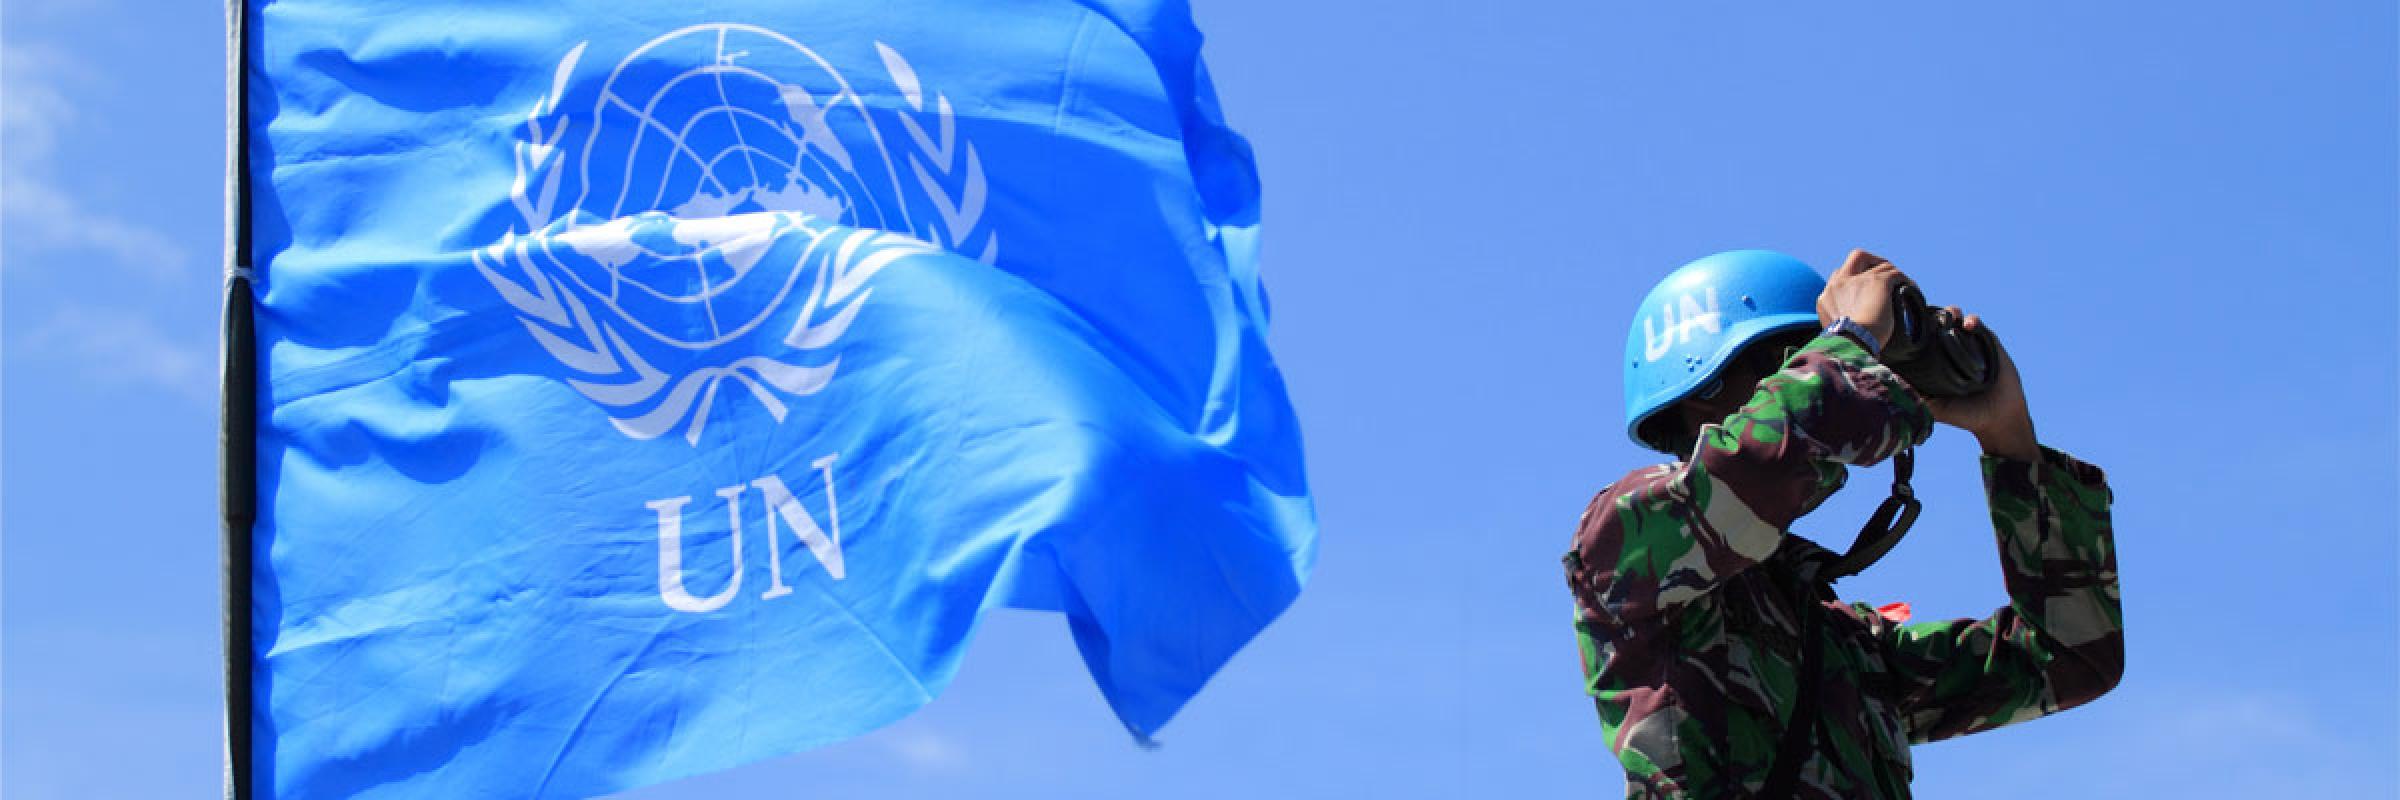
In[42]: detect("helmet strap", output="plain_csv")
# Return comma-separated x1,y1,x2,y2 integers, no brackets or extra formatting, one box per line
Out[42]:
1827,448,1920,582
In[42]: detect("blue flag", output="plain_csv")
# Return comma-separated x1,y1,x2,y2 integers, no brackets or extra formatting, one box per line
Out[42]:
241,1,1313,796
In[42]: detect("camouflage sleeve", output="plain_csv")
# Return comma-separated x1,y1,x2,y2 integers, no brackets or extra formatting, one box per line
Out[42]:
1569,334,1931,624
1871,446,2123,743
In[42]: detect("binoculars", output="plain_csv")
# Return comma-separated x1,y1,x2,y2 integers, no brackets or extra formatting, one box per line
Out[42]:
1882,283,2000,398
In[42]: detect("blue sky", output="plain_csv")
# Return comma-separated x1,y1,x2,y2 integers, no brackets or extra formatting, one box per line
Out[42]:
4,1,2394,798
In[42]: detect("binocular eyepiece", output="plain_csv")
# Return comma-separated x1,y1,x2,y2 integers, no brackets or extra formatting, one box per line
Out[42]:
1881,284,1999,398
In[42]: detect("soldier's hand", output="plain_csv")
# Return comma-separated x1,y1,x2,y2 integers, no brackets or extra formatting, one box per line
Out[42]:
1818,250,1905,349
1924,310,2040,462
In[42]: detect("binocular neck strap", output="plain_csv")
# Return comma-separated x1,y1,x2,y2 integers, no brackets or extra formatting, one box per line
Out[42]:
1764,449,1919,794
1828,448,1920,582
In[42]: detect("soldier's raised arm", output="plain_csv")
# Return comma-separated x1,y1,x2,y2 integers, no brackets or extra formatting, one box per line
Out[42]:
1864,314,2123,740
1857,446,2122,741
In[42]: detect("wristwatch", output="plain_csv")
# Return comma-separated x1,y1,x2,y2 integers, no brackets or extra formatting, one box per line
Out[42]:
1824,316,1883,358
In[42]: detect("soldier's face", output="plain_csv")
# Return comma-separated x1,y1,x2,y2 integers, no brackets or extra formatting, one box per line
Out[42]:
1677,366,1767,435
1675,332,1815,437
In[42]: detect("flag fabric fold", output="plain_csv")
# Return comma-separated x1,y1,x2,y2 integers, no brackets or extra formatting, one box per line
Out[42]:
243,1,1313,795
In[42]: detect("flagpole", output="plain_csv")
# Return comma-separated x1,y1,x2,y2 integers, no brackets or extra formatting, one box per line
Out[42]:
222,0,256,797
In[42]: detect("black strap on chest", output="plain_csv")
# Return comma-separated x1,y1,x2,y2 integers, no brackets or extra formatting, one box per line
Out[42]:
1830,448,1919,582
1758,447,1919,796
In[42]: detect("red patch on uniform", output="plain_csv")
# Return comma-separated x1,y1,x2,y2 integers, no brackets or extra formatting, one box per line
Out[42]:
1876,602,1912,624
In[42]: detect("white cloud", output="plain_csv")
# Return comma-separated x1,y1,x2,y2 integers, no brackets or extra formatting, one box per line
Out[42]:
1910,682,2392,799
2089,685,2388,797
12,303,214,401
2,45,81,163
3,178,191,278
4,38,213,404
3,40,195,280
874,723,968,772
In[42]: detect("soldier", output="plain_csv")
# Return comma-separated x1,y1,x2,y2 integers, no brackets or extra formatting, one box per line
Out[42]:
1565,249,2123,798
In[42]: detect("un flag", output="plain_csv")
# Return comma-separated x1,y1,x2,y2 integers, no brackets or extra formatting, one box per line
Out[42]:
238,2,1314,796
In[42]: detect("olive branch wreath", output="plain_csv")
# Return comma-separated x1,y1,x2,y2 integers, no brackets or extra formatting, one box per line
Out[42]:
472,37,996,446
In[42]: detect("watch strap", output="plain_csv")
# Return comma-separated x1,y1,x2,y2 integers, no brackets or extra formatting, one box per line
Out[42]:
1824,316,1883,358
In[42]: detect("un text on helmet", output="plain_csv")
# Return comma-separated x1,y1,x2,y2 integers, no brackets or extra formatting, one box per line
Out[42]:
1643,288,1725,362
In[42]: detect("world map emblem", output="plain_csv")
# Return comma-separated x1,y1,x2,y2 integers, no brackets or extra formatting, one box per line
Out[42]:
473,24,997,445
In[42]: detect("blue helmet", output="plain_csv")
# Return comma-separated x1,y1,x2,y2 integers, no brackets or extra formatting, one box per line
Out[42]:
1623,250,1825,452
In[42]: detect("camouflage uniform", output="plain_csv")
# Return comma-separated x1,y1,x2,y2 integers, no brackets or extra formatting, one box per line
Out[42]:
1565,334,2122,798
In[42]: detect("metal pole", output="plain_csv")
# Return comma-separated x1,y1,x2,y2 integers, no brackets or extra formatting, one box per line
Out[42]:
221,0,255,796
221,275,257,800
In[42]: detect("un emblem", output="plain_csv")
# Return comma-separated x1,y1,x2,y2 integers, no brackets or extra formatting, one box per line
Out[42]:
473,24,996,445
